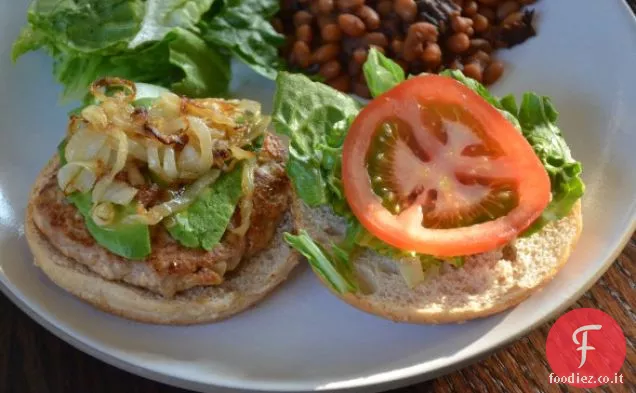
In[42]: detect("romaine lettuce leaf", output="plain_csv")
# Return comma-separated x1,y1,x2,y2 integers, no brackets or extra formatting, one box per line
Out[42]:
129,0,216,48
363,47,405,97
199,0,285,79
166,28,231,97
515,93,585,234
284,231,358,294
273,72,361,208
166,165,243,250
23,0,144,55
12,0,277,100
37,28,229,101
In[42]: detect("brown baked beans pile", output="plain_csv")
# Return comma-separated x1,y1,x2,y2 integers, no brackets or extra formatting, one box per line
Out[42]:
275,0,538,97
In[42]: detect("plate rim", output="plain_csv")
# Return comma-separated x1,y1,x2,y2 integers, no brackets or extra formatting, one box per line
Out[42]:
2,224,634,392
1,0,636,391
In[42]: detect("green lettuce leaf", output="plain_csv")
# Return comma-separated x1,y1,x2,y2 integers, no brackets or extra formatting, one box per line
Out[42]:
199,0,285,79
13,0,235,100
67,192,152,259
363,47,405,97
21,0,144,55
284,231,358,294
166,28,231,97
167,165,243,250
129,0,216,48
45,28,228,101
515,93,585,234
273,72,361,208
11,25,46,61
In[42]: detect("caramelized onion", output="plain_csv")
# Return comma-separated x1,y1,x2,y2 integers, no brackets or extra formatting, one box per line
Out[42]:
57,161,99,194
92,129,128,202
123,169,221,225
61,78,271,227
230,158,256,236
90,77,136,103
91,202,116,227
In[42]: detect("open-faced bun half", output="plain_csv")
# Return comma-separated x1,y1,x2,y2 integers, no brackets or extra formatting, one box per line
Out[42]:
292,196,582,324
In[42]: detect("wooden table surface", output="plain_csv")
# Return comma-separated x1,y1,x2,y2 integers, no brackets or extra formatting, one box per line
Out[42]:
2,2,636,393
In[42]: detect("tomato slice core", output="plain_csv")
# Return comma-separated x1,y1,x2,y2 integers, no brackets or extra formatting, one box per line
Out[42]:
342,75,551,257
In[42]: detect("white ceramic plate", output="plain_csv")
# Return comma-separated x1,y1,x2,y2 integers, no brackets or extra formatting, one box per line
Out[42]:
1,1,635,392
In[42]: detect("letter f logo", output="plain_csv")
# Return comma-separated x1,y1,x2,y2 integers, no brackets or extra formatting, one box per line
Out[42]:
572,324,602,368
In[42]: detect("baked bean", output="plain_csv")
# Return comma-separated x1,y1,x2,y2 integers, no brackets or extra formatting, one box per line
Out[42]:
404,23,438,61
446,33,470,53
376,1,393,16
317,15,335,29
336,0,364,11
292,41,311,68
472,14,489,32
296,25,313,43
421,43,442,67
451,15,473,33
356,6,381,30
503,11,523,26
479,7,496,21
348,59,362,75
293,11,313,27
403,40,423,61
483,60,504,84
337,14,366,37
328,74,351,92
352,48,368,64
466,27,474,36
354,82,371,98
469,50,490,65
321,24,342,41
477,0,500,6
463,1,479,16
319,60,342,79
365,32,389,48
391,39,405,56
463,62,483,82
395,0,418,22
470,38,493,53
311,43,340,64
318,0,335,13
453,0,464,6
408,22,439,42
497,1,520,21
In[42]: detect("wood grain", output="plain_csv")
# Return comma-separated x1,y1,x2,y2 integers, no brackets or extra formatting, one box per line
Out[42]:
1,1,636,392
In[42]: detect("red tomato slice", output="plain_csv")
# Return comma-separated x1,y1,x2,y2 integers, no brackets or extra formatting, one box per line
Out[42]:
342,75,551,257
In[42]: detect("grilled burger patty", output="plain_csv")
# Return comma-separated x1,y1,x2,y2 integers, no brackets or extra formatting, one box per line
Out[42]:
31,134,290,298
